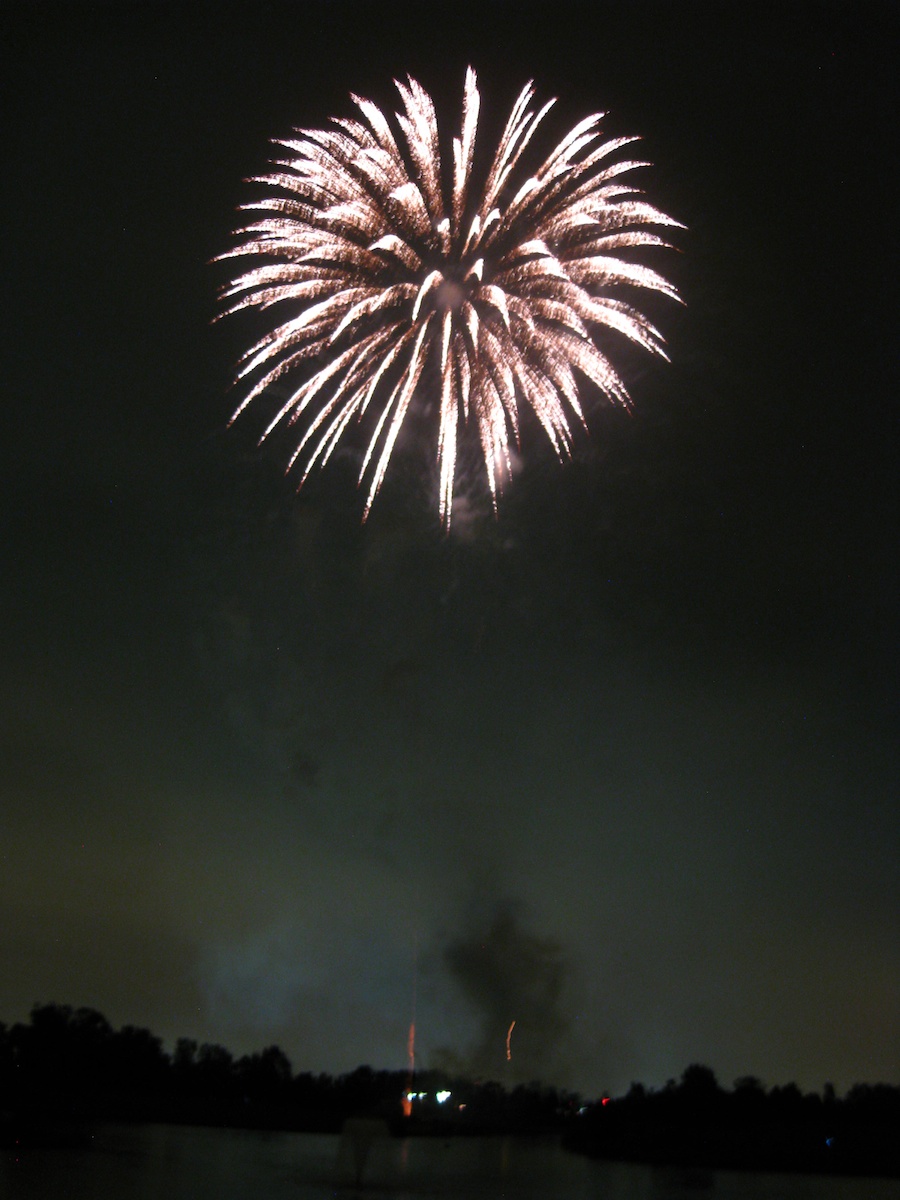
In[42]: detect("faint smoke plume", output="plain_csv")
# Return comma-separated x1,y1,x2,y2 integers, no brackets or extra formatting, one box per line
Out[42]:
437,902,570,1084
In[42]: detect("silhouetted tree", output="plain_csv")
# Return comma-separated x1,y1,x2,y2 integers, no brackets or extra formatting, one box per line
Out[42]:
195,1043,235,1097
108,1025,169,1097
678,1063,721,1101
234,1045,292,1114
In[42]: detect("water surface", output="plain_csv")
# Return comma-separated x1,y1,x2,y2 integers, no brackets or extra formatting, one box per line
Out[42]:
4,1123,897,1199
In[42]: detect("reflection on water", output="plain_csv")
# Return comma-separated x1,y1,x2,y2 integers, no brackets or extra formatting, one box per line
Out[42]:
3,1123,898,1200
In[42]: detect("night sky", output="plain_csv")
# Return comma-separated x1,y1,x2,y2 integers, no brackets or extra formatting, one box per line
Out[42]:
2,1,897,1099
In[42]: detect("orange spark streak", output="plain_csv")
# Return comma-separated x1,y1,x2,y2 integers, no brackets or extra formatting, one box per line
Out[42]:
400,1023,416,1117
402,927,418,1118
506,1019,516,1061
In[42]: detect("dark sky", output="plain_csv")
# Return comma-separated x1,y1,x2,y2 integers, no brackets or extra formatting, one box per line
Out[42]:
2,1,897,1098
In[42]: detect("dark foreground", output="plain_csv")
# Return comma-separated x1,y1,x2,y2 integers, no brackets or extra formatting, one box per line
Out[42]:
5,1124,900,1200
2,1006,898,1178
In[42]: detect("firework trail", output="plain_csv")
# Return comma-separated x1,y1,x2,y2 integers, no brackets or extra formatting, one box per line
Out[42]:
220,69,682,528
506,1019,516,1062
401,922,418,1118
401,1016,415,1118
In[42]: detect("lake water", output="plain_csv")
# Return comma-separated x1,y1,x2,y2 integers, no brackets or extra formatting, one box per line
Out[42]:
3,1123,897,1200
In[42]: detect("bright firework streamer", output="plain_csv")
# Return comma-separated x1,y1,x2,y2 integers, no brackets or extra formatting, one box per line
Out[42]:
220,68,682,529
407,941,417,1079
401,920,418,1118
506,1019,516,1062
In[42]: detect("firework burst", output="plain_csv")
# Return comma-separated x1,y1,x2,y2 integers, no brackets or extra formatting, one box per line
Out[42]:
220,69,682,528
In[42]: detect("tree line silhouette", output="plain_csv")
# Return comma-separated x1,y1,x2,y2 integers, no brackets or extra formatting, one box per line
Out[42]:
565,1063,899,1177
1,1004,575,1142
2,1004,897,1176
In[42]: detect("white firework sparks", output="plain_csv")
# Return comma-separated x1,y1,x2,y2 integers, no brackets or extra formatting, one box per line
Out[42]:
220,68,682,529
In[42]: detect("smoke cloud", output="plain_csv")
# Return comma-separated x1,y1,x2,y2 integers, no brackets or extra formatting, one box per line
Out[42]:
436,902,570,1084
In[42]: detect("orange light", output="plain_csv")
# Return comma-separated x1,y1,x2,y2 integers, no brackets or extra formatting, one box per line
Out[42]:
506,1019,516,1061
